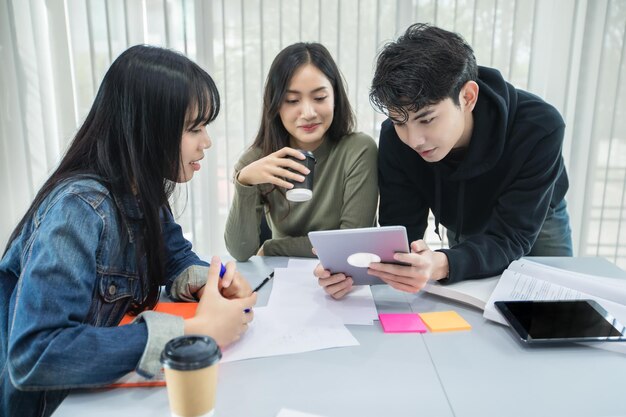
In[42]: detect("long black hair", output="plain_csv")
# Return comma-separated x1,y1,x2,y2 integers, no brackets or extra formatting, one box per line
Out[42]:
4,45,220,313
252,42,355,156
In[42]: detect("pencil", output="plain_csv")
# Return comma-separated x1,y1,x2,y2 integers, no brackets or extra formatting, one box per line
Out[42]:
252,271,274,292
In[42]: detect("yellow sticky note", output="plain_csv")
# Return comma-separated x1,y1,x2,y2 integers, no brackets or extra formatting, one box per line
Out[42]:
418,311,471,332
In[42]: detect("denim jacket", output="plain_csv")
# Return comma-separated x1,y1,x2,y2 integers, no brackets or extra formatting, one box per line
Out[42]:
0,176,212,417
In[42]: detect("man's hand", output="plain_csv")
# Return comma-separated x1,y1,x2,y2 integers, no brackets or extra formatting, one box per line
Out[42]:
367,240,449,293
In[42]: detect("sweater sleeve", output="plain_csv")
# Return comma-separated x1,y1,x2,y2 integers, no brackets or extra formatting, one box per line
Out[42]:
262,134,379,258
224,152,266,261
439,126,566,283
168,264,210,301
338,134,379,229
263,235,315,258
378,121,430,241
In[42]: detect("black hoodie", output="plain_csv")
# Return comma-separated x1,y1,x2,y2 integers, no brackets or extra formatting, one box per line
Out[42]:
378,67,569,283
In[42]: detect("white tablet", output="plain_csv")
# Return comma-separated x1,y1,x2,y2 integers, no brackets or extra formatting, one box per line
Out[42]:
308,226,410,285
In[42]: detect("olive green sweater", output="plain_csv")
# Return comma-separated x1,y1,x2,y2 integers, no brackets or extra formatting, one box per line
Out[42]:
225,132,378,261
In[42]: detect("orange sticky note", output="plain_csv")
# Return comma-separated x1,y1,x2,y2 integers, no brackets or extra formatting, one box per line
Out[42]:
119,302,198,326
418,310,471,332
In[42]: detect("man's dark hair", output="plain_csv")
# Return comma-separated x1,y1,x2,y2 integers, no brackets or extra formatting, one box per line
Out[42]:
370,23,478,121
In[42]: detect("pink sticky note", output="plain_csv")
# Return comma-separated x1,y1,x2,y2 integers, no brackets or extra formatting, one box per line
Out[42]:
378,313,427,333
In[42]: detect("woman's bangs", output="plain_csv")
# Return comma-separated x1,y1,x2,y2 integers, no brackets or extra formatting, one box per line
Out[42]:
187,69,220,129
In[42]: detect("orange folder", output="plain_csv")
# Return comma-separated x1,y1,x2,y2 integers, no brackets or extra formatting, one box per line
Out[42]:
119,302,198,325
111,302,199,388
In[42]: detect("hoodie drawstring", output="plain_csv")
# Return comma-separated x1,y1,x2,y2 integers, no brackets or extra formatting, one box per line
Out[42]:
433,166,466,245
455,181,465,244
433,167,442,241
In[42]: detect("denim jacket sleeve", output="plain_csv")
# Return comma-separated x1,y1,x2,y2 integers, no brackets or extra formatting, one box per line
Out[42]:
8,192,144,388
161,208,210,300
7,192,179,389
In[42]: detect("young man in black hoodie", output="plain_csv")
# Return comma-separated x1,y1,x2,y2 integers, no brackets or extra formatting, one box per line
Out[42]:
316,23,572,298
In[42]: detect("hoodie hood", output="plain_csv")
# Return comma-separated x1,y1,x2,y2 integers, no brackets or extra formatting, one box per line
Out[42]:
447,66,517,181
434,67,518,241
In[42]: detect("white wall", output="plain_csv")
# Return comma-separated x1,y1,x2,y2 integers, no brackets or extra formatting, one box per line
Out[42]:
1,0,625,267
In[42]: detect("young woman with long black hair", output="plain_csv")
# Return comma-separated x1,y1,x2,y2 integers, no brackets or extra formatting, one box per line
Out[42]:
0,45,256,417
224,43,378,261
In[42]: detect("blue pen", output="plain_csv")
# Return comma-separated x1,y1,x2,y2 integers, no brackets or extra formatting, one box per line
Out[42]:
217,263,252,314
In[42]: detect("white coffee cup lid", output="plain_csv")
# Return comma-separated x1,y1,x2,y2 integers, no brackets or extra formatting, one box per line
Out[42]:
286,188,312,202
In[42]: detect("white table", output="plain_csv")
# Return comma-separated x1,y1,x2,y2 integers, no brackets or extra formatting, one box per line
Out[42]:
56,257,626,417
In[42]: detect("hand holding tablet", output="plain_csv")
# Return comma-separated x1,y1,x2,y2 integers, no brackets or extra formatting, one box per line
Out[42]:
314,263,355,299
367,239,450,293
309,226,410,286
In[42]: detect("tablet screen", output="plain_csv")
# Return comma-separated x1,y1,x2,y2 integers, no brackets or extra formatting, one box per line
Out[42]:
495,300,626,343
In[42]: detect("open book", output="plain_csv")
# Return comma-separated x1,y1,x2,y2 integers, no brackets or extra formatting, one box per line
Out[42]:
423,258,626,312
423,276,499,310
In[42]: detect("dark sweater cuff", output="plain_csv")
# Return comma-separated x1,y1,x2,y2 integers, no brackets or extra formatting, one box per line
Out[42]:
437,248,467,284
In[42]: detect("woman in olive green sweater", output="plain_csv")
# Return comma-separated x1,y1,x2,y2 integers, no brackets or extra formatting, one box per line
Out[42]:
224,42,378,261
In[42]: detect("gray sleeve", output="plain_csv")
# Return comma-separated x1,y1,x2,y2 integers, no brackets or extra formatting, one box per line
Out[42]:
339,134,379,229
262,235,315,258
132,311,184,378
224,176,265,261
168,264,210,301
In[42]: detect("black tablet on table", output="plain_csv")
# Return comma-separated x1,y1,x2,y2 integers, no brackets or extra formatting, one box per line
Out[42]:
495,299,626,344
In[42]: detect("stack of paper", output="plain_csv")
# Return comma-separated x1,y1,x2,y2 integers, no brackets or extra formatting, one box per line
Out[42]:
221,259,379,363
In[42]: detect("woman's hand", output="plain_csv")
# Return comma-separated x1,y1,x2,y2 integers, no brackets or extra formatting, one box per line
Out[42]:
314,262,354,299
219,261,253,299
237,147,310,189
367,240,449,293
185,257,257,347
195,261,252,300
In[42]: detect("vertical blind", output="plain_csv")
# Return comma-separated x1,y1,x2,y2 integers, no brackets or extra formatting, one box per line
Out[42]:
1,0,624,268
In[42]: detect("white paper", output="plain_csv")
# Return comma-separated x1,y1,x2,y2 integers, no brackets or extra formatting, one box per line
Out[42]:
508,259,626,304
270,267,379,325
220,261,377,363
484,270,626,355
221,306,359,363
276,408,326,417
287,258,321,271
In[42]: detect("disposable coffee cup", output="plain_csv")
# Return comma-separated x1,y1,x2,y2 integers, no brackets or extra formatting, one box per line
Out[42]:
286,150,316,202
160,335,222,417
